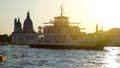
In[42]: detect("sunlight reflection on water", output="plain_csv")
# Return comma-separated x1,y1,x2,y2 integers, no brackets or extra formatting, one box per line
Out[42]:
0,46,120,68
104,47,120,68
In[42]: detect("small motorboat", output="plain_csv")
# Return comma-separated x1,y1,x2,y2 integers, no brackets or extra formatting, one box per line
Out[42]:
0,55,6,62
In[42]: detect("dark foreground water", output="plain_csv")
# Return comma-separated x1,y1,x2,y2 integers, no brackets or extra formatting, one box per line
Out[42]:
0,45,120,68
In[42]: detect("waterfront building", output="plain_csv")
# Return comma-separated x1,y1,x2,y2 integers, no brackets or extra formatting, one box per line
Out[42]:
11,12,39,45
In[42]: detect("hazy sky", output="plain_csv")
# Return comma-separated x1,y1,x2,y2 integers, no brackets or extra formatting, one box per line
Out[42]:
1,0,120,35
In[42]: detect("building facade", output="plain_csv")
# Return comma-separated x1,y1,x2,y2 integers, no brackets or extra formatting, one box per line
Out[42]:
11,12,39,45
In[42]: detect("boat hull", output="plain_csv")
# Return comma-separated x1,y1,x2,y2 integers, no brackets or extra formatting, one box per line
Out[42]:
29,44,104,50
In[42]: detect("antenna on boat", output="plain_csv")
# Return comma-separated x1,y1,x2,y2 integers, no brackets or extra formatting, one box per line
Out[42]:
61,5,64,16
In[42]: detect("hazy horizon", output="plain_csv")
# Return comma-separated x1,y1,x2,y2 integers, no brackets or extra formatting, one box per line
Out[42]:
1,0,120,35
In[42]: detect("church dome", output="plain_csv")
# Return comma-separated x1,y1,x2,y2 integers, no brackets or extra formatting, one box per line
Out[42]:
23,11,34,33
24,17,33,27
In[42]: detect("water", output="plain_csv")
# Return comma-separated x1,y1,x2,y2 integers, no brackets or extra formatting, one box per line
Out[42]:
0,45,120,68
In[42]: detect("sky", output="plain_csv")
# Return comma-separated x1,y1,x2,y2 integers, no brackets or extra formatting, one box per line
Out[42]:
1,0,120,35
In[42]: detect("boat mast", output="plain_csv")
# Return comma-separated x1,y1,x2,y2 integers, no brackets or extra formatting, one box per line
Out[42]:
61,5,64,16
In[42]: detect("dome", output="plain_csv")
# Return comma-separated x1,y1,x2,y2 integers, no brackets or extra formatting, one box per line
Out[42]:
23,11,34,33
24,18,33,27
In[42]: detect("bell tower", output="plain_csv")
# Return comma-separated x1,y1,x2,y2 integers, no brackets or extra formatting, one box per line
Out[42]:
14,18,22,33
96,24,98,33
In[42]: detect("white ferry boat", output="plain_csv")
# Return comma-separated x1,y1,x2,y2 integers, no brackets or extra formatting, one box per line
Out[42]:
29,6,106,50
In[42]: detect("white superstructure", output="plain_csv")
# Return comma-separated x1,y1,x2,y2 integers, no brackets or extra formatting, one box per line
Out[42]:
38,6,82,45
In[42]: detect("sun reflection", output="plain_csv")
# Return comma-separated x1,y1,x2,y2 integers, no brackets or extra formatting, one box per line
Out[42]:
104,47,120,68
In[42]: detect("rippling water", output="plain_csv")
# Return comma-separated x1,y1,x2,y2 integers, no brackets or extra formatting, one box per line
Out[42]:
0,45,120,68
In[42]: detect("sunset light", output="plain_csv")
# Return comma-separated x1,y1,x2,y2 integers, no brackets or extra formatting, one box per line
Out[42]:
68,0,120,33
1,0,120,34
1,0,120,68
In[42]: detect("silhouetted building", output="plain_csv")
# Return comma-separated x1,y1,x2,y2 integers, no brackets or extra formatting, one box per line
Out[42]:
96,24,98,33
11,12,39,45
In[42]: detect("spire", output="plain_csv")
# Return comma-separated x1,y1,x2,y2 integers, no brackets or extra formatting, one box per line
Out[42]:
17,17,21,28
14,18,17,32
96,24,98,33
61,5,64,16
27,11,30,18
14,18,17,23
18,17,20,22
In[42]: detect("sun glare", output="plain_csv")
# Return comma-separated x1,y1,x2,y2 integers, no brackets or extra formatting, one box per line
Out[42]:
33,0,120,33
93,0,120,31
70,0,120,32
104,47,120,68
